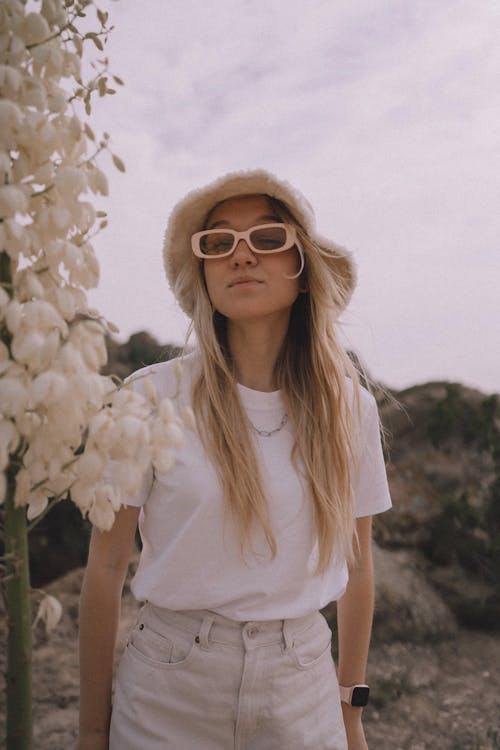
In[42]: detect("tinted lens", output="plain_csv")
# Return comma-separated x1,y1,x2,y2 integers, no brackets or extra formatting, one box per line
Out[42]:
200,232,235,256
249,225,288,252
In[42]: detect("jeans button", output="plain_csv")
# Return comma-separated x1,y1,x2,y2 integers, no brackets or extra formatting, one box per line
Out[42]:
247,625,258,638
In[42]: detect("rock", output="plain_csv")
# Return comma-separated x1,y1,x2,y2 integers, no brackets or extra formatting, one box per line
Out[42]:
372,544,458,642
428,564,500,630
373,382,498,552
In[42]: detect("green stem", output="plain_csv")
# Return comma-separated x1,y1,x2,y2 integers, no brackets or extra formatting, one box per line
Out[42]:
1,252,32,748
4,470,32,750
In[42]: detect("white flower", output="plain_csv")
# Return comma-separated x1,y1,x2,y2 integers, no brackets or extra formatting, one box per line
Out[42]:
68,114,82,142
62,50,80,78
0,341,10,366
33,594,62,633
27,490,49,520
20,82,47,112
0,185,28,218
5,300,23,335
0,419,20,470
112,461,144,495
0,150,12,181
46,471,73,497
47,44,63,77
47,88,67,114
174,360,183,383
5,35,25,66
69,479,94,513
158,397,175,422
11,330,54,372
41,0,67,26
88,495,115,531
181,405,196,431
87,166,109,196
22,299,67,334
0,4,184,542
53,286,77,319
31,370,68,405
87,412,113,451
21,12,50,46
0,100,23,149
0,377,29,419
0,65,23,95
153,447,174,475
73,201,96,233
14,269,45,300
143,378,158,405
96,483,122,512
33,162,54,185
113,415,148,447
15,411,42,439
49,205,71,233
54,166,87,197
3,218,30,257
0,287,10,316
75,448,104,484
164,421,184,449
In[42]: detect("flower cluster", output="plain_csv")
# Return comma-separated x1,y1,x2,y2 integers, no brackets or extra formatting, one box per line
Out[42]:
0,1,185,533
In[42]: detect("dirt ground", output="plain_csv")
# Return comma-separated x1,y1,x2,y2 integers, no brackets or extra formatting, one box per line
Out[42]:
1,567,499,750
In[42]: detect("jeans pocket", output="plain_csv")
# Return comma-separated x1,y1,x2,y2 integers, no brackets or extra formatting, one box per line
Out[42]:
287,617,333,671
127,617,198,670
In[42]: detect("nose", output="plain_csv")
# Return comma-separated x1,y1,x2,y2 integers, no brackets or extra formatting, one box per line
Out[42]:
230,239,257,267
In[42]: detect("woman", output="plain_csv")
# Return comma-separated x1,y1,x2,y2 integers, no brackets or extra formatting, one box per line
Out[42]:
78,170,392,750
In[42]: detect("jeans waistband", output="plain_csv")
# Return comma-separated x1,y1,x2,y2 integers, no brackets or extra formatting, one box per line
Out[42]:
142,602,321,651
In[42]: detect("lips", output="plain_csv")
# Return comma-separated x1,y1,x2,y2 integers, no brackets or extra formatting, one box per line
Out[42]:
228,277,262,287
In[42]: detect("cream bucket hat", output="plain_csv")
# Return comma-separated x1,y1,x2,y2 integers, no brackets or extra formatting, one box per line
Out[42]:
163,169,356,317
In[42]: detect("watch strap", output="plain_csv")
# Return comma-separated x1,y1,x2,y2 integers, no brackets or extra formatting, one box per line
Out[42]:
339,684,370,707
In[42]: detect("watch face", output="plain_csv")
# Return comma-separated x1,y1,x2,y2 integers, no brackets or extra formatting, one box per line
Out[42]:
351,686,370,707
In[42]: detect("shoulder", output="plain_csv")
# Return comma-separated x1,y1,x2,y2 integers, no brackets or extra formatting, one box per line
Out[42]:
344,376,378,421
125,349,201,400
343,377,381,456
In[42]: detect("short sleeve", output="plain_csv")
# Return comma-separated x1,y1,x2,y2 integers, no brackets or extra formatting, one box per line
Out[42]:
128,464,154,507
102,458,153,508
352,395,392,518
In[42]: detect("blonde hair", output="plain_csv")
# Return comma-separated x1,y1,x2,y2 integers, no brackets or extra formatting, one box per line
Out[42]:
184,196,362,573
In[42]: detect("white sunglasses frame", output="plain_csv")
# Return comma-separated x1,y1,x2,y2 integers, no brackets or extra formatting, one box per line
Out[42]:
191,223,298,259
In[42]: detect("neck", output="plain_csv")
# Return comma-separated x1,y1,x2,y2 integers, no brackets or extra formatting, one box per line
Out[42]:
227,314,289,392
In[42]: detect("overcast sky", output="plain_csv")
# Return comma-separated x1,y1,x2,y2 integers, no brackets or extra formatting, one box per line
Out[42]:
87,0,500,394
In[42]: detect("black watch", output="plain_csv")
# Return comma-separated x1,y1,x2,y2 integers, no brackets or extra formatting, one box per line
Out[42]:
339,684,370,707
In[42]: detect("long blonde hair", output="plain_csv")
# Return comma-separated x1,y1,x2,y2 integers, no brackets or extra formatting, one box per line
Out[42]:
187,196,362,573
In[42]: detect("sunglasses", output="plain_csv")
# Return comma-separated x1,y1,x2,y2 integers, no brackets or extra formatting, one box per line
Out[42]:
191,223,298,259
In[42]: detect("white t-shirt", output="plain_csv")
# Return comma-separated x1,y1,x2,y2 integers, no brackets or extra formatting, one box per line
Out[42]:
114,352,391,621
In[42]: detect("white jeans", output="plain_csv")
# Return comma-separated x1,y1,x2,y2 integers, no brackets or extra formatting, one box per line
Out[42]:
109,603,348,750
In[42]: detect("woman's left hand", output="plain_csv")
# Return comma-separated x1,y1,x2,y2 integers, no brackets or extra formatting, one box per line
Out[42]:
342,705,369,750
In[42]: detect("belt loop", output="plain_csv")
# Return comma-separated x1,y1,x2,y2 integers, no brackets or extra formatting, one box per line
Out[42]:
197,615,215,651
282,618,294,651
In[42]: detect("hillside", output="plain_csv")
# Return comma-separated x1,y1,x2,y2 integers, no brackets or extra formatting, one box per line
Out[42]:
1,332,499,748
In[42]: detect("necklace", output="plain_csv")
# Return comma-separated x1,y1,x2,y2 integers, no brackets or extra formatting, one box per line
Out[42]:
248,413,288,438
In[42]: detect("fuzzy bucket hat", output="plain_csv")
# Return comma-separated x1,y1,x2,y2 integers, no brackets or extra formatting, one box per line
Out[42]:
163,169,356,318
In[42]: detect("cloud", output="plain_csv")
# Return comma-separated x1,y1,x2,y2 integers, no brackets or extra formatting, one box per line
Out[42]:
88,0,500,392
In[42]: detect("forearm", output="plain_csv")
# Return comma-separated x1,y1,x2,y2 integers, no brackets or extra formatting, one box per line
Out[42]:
336,517,375,748
336,555,374,687
78,567,123,743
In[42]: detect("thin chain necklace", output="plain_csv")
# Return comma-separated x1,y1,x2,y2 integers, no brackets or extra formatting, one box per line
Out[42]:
248,413,288,438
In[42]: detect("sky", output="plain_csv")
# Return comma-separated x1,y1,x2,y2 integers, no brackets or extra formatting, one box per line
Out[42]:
86,0,500,394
